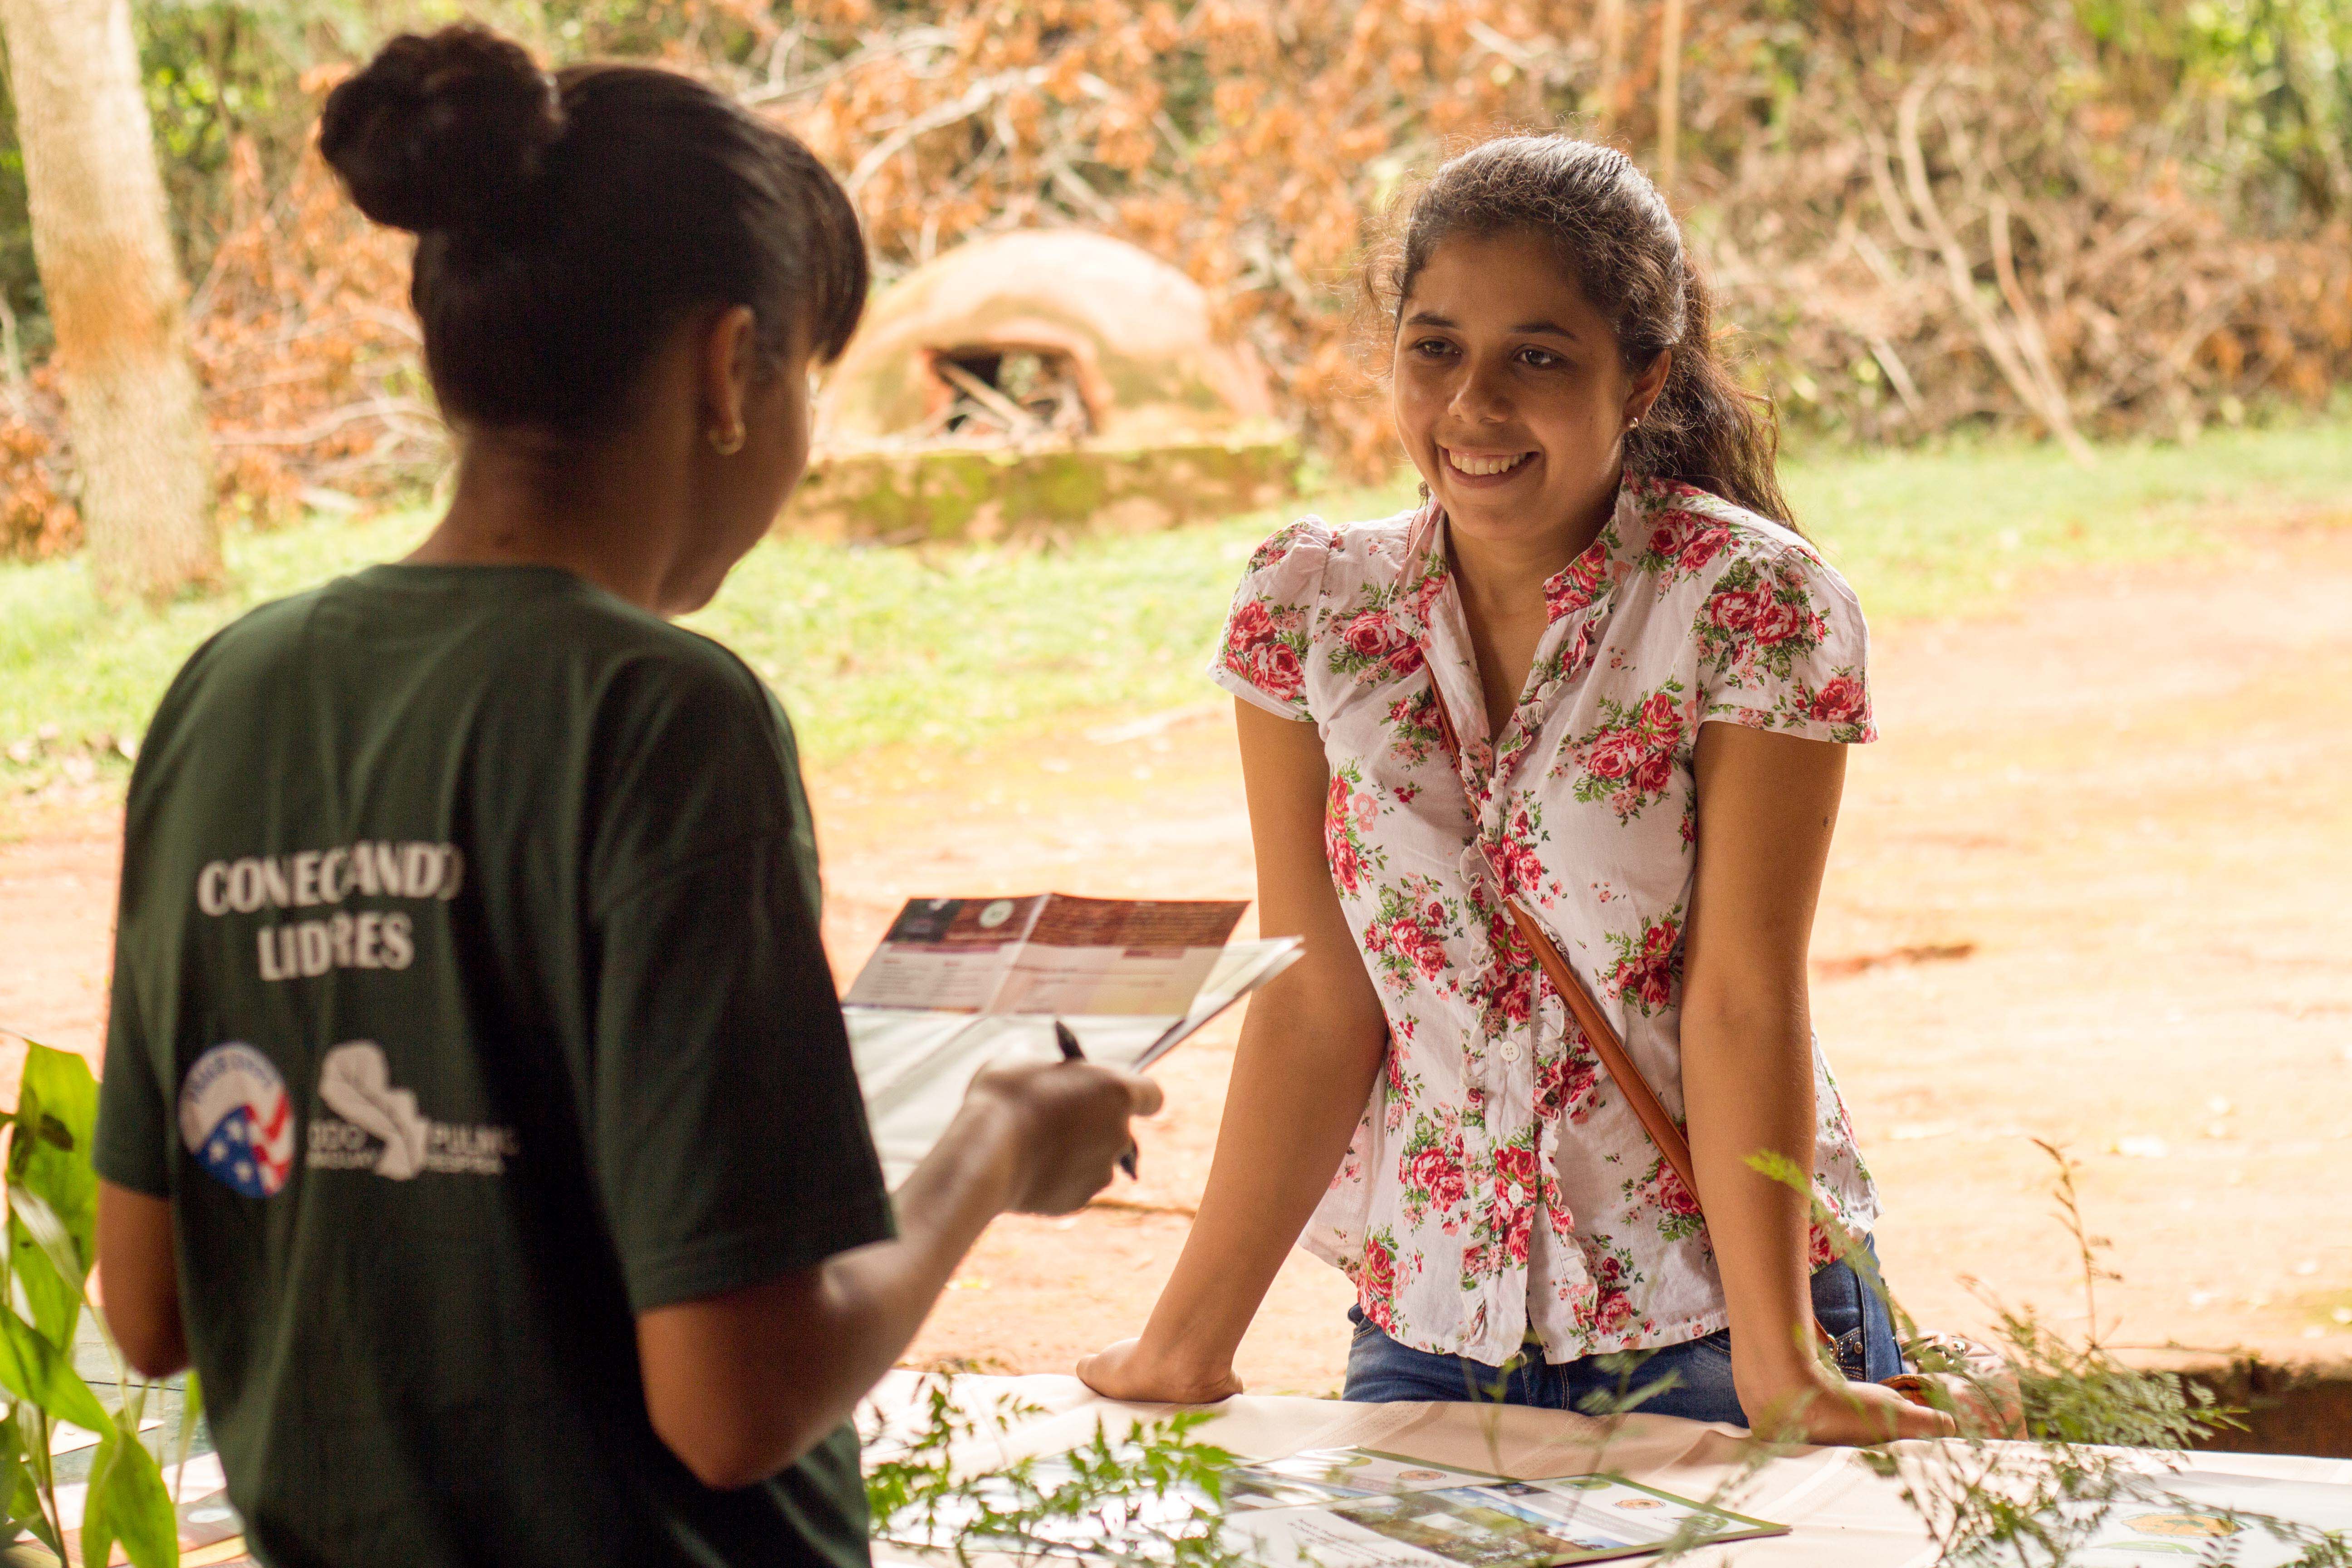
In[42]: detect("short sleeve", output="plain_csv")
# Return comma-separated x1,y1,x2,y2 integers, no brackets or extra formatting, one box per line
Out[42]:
1207,519,1332,722
592,838,893,1313
94,661,207,1200
587,665,892,1313
1691,541,1876,744
95,953,171,1198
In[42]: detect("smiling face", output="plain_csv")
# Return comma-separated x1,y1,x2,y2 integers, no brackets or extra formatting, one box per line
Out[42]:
1391,230,1667,557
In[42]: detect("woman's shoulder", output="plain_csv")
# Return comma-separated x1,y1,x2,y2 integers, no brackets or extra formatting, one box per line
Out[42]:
1619,479,1861,612
1235,506,1423,603
1617,481,1875,738
1215,507,1423,721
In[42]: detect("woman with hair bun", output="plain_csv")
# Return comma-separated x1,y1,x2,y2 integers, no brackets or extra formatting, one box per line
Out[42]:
1083,136,1952,1444
91,25,1156,1565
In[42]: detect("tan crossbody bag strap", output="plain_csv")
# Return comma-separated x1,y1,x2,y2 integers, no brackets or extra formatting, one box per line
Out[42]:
1423,681,1703,1194
1501,899,1700,1201
1422,675,1840,1346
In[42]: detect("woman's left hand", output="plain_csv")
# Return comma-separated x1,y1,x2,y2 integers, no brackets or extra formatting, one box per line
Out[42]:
1739,1365,1960,1446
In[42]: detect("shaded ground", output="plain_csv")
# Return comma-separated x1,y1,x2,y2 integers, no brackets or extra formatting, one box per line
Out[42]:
3,525,2348,1396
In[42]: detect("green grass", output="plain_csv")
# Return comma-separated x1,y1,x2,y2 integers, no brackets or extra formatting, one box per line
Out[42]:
1783,419,2352,620
3,419,2349,793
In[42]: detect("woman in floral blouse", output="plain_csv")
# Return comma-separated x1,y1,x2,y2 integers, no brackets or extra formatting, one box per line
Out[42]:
1080,137,1952,1444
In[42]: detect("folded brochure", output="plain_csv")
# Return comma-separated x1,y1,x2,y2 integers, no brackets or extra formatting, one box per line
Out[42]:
843,895,1303,1186
875,1443,1786,1566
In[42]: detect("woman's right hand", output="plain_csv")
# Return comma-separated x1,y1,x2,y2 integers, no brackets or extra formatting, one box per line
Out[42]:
959,1058,1162,1216
1076,1336,1244,1405
1741,1367,1960,1446
1066,704,1389,1411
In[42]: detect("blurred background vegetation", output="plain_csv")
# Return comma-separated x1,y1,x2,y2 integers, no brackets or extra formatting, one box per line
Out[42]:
1,0,2350,561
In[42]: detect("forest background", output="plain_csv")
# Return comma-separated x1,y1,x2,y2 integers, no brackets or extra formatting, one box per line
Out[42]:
1,0,2350,563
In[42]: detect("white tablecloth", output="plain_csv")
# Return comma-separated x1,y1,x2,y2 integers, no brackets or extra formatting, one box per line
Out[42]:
865,1372,2352,1567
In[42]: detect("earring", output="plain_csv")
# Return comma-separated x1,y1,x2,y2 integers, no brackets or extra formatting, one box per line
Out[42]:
707,422,745,456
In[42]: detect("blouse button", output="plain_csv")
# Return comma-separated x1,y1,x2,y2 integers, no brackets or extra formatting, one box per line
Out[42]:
1499,1041,1523,1064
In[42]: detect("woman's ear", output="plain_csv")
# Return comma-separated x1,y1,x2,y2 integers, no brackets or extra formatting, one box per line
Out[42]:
1627,349,1671,426
698,305,760,454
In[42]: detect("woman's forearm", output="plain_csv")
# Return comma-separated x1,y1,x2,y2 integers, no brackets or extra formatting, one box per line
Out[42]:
639,1062,1156,1489
1679,722,1853,1410
1135,981,1387,1377
1090,699,1390,1396
637,1094,1029,1488
1679,984,1823,1398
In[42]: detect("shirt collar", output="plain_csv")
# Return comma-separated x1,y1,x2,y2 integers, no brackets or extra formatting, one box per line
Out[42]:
1401,479,1640,635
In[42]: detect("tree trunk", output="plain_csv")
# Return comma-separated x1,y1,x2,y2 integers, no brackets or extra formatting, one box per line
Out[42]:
1656,0,1684,193
1595,0,1627,130
0,0,215,603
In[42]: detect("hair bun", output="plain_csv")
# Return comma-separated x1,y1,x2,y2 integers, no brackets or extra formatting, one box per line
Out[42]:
319,24,563,236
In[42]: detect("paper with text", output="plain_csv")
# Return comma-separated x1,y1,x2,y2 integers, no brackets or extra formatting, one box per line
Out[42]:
842,895,1298,1188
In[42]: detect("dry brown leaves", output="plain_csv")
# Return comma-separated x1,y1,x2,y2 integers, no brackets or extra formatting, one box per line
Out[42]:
187,134,446,521
0,359,79,559
5,0,2348,560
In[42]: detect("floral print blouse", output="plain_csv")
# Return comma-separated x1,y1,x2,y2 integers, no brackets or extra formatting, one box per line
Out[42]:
1210,476,1882,1366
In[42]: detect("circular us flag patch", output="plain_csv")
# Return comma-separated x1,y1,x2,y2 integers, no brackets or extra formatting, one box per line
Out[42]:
176,1043,294,1198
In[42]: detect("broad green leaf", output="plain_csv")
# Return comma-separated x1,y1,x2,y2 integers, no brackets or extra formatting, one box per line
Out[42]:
83,1420,180,1568
0,1311,110,1437
0,1411,57,1560
8,1461,60,1558
10,1044,100,1275
9,1191,88,1350
169,1371,201,1496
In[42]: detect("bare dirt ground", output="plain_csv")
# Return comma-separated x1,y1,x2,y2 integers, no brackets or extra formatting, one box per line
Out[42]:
4,524,2348,1396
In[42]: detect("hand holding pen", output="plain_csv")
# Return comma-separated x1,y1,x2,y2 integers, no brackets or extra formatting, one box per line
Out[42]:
1055,1019,1140,1180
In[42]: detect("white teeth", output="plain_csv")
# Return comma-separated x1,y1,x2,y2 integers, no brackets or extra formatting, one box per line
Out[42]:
1446,450,1532,477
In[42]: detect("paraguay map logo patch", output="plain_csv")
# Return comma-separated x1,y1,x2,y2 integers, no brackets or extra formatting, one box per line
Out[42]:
177,1043,294,1197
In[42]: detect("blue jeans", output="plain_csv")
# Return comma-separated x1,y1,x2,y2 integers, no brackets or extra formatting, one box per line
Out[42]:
1343,1238,1903,1424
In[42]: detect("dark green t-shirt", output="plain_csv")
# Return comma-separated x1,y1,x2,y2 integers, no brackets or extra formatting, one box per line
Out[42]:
95,564,894,1568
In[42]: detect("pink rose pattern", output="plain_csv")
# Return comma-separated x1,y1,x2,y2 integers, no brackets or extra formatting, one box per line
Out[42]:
1565,1233,1649,1341
1696,557,1829,683
1324,762,1388,896
1601,908,1684,1017
1559,679,1689,821
1620,1152,1707,1244
1220,596,1310,711
1533,1023,1602,1124
1331,604,1425,682
1215,519,1334,717
1362,875,1465,997
1637,506,1734,587
1544,540,1610,620
1211,481,1879,1364
1384,686,1446,769
1774,668,1874,744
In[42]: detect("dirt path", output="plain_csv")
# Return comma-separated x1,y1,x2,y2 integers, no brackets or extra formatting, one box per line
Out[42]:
5,525,2349,1394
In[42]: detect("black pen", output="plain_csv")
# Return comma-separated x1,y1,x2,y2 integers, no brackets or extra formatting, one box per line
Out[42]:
1054,1019,1140,1180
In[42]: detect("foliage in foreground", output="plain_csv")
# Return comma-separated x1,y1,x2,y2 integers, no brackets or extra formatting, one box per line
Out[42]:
864,1381,1252,1567
0,1036,190,1567
868,1142,2352,1568
1842,1149,2347,1567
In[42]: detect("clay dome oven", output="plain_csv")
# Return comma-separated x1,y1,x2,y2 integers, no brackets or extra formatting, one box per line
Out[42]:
784,230,1294,542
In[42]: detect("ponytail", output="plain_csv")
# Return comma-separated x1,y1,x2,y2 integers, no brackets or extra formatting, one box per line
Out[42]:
1622,258,1790,524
